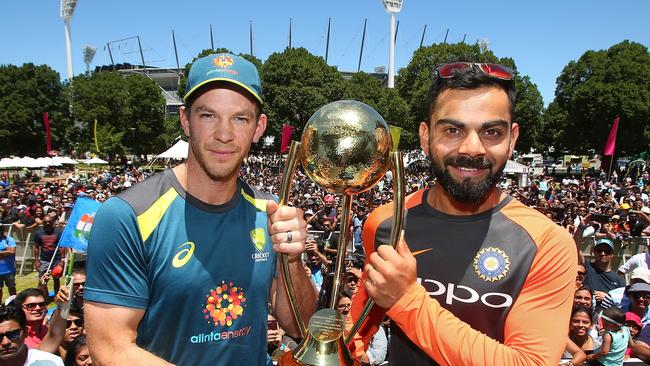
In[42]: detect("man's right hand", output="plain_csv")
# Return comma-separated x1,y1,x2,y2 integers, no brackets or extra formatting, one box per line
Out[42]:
54,285,70,307
305,241,318,252
39,272,50,285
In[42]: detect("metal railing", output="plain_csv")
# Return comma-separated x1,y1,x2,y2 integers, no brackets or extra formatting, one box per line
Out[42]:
580,235,650,281
2,224,36,276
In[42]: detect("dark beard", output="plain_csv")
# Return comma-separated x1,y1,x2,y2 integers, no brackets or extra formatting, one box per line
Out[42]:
429,154,505,204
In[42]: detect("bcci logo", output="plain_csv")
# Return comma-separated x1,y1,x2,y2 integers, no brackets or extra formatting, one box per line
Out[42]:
213,55,234,68
73,213,95,246
473,247,510,282
202,281,247,327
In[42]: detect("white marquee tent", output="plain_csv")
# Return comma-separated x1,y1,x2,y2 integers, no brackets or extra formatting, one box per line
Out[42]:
83,157,109,165
0,156,79,169
157,139,188,159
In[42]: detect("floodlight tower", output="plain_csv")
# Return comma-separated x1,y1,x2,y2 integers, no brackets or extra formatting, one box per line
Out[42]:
382,0,403,88
60,0,79,80
83,45,96,75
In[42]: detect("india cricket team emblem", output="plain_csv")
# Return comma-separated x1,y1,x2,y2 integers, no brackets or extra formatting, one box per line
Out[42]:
473,247,510,282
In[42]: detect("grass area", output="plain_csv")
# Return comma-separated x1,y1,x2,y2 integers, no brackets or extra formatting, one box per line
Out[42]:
0,271,59,304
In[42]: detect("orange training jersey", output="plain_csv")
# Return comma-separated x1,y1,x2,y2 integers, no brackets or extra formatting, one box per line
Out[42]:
349,188,576,366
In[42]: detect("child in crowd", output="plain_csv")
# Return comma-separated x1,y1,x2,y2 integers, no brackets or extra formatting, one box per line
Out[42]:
587,307,633,366
624,312,643,359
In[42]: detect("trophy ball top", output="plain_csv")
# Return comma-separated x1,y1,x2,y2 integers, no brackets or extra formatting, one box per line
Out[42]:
299,100,392,195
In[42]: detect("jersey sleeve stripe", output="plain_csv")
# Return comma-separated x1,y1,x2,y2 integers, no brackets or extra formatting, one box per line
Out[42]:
241,189,269,211
136,187,179,243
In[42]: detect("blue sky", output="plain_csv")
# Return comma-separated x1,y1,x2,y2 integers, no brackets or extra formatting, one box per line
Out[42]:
2,0,648,106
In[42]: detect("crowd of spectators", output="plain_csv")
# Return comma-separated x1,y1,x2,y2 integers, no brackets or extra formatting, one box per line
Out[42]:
0,152,647,365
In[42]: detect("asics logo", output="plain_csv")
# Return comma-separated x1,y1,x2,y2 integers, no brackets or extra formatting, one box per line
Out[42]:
172,242,195,268
418,277,513,308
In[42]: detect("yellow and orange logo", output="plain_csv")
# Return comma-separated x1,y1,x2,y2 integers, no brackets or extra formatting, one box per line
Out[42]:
203,281,247,327
213,55,234,68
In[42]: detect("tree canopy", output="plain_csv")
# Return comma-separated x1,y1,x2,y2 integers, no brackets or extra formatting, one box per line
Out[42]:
0,63,71,156
2,40,647,160
544,40,650,155
70,71,166,158
262,47,346,141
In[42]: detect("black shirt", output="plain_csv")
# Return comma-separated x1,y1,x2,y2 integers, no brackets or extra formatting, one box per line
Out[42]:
585,261,626,293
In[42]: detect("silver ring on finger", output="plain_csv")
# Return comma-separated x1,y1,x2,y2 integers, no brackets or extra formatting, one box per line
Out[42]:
286,231,292,243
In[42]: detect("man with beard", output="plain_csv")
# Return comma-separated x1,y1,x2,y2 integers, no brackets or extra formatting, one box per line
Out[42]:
84,53,315,365
349,62,575,365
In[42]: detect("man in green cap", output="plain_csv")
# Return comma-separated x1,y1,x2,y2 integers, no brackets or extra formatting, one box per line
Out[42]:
85,53,315,365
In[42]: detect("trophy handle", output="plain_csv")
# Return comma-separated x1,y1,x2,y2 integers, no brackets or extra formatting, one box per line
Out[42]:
345,150,405,345
329,194,354,309
278,140,307,338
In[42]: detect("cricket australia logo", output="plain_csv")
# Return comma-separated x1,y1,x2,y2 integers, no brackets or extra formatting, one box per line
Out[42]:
473,247,510,282
213,55,234,68
250,228,269,262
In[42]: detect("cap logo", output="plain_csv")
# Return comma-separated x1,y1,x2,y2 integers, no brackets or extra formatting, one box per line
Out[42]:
213,55,234,68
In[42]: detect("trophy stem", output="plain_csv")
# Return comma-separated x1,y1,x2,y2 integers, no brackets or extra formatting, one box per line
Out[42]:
388,151,405,249
328,194,354,309
278,140,307,338
345,151,405,345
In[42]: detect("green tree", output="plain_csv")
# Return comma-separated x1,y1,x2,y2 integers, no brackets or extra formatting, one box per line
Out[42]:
70,71,166,159
0,63,72,156
122,74,167,156
262,47,346,143
70,72,129,156
343,72,416,148
161,115,184,148
537,101,569,156
546,40,650,155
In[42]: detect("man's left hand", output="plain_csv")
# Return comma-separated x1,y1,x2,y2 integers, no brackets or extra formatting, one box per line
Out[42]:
364,235,417,309
267,201,307,256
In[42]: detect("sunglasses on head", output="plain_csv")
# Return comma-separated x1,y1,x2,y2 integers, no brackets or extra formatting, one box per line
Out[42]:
66,318,84,328
22,302,47,311
0,329,21,341
73,281,85,288
437,62,514,81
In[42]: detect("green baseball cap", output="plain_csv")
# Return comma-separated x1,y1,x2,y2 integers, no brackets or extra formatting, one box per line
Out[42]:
184,53,262,105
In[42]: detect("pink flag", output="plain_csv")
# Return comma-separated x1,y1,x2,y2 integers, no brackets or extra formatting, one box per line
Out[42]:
603,117,620,156
43,112,52,154
280,124,295,154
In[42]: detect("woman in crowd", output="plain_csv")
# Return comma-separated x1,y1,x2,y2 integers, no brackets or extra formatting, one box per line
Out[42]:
64,335,92,366
569,306,599,354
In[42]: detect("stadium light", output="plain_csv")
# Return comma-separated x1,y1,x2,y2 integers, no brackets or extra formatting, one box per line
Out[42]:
83,45,96,75
382,0,403,88
60,0,79,80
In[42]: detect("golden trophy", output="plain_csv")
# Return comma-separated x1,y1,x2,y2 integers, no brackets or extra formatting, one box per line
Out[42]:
276,100,405,366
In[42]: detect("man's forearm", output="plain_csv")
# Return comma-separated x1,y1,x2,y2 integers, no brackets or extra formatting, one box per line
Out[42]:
93,343,175,366
38,309,65,353
274,257,316,338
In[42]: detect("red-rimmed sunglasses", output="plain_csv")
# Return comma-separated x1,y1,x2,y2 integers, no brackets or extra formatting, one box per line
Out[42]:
437,62,514,81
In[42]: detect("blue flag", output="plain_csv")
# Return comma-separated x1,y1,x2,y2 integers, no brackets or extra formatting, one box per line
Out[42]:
59,196,101,252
